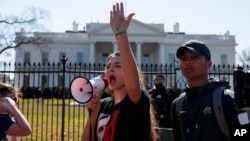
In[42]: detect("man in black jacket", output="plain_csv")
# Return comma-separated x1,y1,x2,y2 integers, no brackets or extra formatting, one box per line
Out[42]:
171,40,250,141
148,74,177,128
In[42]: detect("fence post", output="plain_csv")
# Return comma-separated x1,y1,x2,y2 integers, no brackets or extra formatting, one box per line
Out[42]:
61,56,68,141
174,59,178,90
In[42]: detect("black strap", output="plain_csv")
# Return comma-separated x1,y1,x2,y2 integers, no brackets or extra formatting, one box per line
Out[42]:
213,86,230,139
175,93,186,139
176,93,185,120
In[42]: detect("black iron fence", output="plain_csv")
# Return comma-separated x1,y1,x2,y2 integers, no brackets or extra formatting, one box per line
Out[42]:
0,57,248,141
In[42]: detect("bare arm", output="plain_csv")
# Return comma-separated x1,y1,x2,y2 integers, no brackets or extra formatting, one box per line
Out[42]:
81,92,103,141
0,97,32,136
110,2,141,104
8,135,17,141
8,117,18,141
82,117,95,141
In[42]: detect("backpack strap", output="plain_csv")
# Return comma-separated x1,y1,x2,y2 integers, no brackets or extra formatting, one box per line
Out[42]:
175,92,186,139
175,92,186,120
212,86,230,139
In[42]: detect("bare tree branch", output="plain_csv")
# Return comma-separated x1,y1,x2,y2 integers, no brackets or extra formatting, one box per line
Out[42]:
0,6,50,55
238,48,250,65
0,18,36,25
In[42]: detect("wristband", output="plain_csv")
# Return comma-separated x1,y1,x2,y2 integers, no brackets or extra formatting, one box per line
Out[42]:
115,31,127,37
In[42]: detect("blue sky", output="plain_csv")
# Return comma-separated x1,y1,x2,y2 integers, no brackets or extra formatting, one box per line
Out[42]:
1,0,249,63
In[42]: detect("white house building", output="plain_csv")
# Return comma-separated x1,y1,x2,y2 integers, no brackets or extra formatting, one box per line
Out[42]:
15,19,237,66
14,19,237,88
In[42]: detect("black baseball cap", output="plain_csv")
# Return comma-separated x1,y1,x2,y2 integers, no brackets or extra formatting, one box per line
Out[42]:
176,40,211,60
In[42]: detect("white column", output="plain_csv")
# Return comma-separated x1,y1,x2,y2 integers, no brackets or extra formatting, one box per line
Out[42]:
136,42,142,66
159,42,165,65
89,42,95,64
113,42,118,52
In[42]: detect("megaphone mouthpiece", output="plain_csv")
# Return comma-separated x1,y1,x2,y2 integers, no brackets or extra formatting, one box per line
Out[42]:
102,78,108,90
90,76,108,93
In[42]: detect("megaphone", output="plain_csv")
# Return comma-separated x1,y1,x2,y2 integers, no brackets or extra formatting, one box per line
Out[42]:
70,76,108,104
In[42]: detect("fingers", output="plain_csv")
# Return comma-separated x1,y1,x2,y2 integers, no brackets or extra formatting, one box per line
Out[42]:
110,2,134,33
113,2,122,14
120,2,124,16
0,97,15,106
111,2,124,18
116,2,119,12
127,13,135,22
86,96,97,110
4,97,16,105
97,91,104,99
110,2,135,22
85,94,100,112
0,97,15,114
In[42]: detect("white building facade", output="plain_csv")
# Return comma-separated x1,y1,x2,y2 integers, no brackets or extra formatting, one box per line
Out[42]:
15,19,237,66
14,19,237,88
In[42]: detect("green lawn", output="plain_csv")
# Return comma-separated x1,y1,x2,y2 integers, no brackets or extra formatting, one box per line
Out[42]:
17,98,88,141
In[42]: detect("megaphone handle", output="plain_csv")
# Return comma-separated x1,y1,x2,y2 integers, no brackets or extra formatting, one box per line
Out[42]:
88,108,92,113
88,110,93,141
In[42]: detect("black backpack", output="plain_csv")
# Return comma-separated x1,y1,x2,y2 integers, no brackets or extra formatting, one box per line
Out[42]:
175,86,230,139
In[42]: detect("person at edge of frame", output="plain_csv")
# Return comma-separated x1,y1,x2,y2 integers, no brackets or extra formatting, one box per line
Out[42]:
0,83,32,141
171,40,250,141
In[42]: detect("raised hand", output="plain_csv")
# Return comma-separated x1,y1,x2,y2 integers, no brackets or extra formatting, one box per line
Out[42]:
0,97,16,115
110,2,135,36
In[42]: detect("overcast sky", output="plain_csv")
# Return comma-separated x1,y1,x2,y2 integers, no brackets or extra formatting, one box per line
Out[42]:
1,0,249,63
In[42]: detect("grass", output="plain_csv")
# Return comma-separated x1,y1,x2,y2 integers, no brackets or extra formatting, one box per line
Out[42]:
17,98,88,141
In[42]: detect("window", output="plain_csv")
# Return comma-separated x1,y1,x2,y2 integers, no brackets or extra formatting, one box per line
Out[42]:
59,52,66,60
77,52,84,64
24,52,30,63
168,53,175,65
102,53,109,64
142,54,150,65
42,75,48,87
23,75,30,88
42,52,49,64
221,55,228,65
0,61,3,68
58,75,64,87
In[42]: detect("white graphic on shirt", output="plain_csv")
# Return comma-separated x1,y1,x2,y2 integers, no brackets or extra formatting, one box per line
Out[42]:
96,113,111,141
